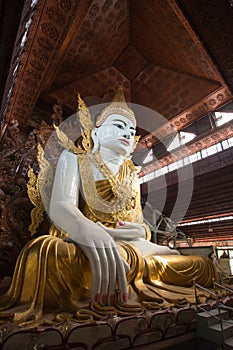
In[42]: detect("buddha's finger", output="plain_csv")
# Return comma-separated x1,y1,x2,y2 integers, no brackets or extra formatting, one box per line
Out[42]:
122,259,130,274
113,247,128,303
81,245,101,303
97,247,109,305
105,247,117,305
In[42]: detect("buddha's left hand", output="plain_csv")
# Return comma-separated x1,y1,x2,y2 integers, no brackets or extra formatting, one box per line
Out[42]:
97,221,146,240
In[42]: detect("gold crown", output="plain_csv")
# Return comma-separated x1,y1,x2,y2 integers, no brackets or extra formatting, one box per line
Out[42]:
96,85,136,127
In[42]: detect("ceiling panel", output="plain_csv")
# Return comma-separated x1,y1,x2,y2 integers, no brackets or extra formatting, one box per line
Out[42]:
50,0,130,92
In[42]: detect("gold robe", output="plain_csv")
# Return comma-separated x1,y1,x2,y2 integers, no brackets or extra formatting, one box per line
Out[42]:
0,159,217,326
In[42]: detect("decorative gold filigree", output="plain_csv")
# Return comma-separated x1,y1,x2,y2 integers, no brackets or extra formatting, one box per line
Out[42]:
77,93,94,130
37,143,53,211
78,152,143,224
51,100,63,126
133,135,141,151
77,93,94,153
53,123,82,154
27,167,44,236
27,143,53,235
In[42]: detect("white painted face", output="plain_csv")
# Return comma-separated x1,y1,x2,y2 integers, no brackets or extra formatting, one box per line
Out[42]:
94,114,136,157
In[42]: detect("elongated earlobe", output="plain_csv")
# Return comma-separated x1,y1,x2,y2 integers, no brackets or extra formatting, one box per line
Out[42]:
91,128,100,153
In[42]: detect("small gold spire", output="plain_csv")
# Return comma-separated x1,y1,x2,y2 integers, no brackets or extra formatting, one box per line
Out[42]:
77,93,94,152
77,93,94,131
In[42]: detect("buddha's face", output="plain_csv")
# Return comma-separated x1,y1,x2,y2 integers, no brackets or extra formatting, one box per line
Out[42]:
94,114,136,157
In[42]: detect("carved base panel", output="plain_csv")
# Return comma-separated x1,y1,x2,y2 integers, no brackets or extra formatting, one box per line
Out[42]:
1,296,233,349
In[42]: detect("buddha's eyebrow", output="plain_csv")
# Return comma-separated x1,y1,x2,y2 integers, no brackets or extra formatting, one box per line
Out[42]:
113,119,135,130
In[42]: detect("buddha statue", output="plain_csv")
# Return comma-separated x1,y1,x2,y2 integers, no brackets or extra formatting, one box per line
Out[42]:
0,87,217,326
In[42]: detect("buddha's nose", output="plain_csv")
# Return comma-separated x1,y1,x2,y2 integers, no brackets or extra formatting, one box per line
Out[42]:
124,134,130,139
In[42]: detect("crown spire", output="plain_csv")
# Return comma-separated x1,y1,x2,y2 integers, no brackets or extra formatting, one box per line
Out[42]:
96,85,136,127
112,84,126,103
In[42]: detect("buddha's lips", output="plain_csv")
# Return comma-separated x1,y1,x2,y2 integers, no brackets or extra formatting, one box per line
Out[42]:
119,139,130,146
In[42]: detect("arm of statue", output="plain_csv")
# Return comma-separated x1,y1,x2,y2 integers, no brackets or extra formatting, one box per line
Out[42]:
49,149,129,305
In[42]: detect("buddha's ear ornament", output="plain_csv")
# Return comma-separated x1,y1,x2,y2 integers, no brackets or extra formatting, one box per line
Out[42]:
133,135,141,152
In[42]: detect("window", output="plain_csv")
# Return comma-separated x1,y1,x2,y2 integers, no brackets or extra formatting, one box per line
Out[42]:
201,149,208,158
167,134,180,151
140,136,233,183
180,131,196,145
222,139,230,150
206,144,219,156
178,215,233,226
183,157,190,165
215,112,233,127
143,149,154,164
143,172,155,182
176,159,184,169
229,137,233,147
189,152,201,163
167,131,196,151
168,162,177,171
155,166,168,177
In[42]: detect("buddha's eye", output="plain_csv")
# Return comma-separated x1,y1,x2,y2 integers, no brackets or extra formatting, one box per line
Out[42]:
114,123,124,130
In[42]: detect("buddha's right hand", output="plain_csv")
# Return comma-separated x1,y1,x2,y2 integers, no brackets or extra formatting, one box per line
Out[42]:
66,220,128,306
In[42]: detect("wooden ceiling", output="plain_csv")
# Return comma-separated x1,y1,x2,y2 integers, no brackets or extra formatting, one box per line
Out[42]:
1,1,232,132
0,0,233,244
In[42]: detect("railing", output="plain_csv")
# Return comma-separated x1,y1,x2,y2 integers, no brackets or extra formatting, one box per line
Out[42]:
214,281,233,319
194,279,225,346
214,281,233,295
